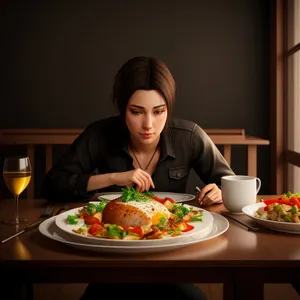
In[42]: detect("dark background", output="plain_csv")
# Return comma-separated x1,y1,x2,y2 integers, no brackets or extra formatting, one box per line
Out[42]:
1,0,270,197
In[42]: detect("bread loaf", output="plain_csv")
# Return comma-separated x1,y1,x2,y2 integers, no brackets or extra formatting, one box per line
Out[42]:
102,198,170,227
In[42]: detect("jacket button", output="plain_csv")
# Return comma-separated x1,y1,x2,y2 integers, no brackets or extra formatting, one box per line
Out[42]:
176,172,181,178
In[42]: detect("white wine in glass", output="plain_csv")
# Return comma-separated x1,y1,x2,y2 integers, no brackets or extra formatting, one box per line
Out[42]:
3,156,32,225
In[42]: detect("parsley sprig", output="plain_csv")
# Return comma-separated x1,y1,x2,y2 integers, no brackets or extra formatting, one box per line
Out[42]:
67,215,79,225
121,187,153,202
171,203,191,220
86,201,108,215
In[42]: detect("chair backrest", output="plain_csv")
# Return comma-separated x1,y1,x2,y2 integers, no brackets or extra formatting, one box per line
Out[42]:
0,128,270,199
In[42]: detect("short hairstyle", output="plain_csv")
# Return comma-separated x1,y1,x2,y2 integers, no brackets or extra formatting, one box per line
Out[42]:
113,56,176,119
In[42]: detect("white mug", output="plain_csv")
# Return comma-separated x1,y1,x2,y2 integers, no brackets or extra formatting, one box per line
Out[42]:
221,175,261,214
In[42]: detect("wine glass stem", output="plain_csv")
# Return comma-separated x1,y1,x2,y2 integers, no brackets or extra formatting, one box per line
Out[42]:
14,194,20,225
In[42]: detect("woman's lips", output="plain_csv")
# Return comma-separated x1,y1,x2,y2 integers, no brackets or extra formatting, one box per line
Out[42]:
140,133,153,139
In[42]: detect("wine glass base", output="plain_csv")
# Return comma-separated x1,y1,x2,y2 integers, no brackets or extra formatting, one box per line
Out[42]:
3,218,20,226
2,216,29,226
0,218,28,226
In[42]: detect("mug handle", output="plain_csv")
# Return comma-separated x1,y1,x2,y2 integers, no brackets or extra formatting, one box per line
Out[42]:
256,178,261,193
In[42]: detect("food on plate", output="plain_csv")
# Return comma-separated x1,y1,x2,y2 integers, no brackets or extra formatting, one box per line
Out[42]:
256,191,300,223
67,187,204,240
102,198,171,227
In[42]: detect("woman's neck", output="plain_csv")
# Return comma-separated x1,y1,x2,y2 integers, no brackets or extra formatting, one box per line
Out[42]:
129,136,160,153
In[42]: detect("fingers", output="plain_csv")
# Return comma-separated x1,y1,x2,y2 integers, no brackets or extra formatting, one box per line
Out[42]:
198,184,222,206
117,169,155,192
149,177,155,189
198,189,208,202
133,169,155,192
198,184,213,202
201,192,220,206
138,171,151,192
134,177,145,193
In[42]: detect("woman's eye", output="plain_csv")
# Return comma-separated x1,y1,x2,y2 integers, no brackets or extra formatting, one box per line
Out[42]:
130,110,142,115
154,110,165,115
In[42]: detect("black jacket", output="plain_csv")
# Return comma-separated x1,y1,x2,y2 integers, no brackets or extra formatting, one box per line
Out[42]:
42,116,234,201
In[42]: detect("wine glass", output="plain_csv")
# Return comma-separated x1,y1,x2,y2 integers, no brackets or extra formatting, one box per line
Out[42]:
3,156,32,225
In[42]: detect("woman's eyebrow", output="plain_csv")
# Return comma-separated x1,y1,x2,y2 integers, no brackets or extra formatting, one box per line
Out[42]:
129,104,144,109
129,104,166,109
153,104,166,109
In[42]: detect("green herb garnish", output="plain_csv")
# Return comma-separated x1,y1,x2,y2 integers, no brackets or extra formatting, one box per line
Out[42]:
284,215,292,222
86,203,97,215
67,215,79,225
106,224,128,237
171,203,190,220
121,187,150,202
96,200,109,212
143,191,154,197
191,212,203,222
86,201,108,215
156,216,167,229
290,205,298,214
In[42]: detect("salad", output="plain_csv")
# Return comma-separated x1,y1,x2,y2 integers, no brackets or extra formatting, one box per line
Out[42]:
256,191,300,223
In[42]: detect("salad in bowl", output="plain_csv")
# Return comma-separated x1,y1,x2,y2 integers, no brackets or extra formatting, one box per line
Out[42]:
256,192,300,223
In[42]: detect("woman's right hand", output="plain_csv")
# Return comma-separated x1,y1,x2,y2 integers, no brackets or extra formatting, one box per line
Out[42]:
111,169,155,192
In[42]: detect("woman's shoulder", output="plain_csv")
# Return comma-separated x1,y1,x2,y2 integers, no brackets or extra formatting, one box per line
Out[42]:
168,118,210,143
169,118,203,132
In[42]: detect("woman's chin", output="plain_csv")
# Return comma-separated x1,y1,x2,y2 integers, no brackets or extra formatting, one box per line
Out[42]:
140,139,154,144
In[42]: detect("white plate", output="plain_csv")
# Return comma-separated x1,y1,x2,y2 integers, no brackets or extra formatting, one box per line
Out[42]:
39,213,229,254
55,204,214,246
97,192,195,203
242,202,300,234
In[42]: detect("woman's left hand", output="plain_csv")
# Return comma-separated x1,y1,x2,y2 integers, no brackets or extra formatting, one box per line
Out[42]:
197,183,222,206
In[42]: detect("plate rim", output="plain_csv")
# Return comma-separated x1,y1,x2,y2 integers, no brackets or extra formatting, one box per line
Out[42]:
39,212,229,250
242,202,300,233
54,203,214,245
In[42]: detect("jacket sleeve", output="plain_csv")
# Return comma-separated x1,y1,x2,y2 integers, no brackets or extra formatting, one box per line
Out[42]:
190,124,235,186
41,126,98,202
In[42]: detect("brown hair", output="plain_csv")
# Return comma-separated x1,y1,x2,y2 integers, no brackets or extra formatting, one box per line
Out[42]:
113,56,176,119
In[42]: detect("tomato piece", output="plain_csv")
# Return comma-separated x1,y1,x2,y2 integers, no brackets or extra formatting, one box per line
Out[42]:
123,226,133,230
181,223,194,232
84,216,101,225
88,223,104,236
290,197,300,208
152,196,166,204
125,225,144,238
81,211,89,218
164,197,175,203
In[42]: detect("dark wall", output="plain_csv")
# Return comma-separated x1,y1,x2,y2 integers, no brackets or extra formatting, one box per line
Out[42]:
1,0,271,196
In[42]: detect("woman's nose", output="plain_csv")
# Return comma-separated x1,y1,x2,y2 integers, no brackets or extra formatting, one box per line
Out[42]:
143,115,153,129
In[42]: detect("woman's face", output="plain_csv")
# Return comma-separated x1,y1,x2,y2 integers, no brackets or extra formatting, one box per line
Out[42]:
125,90,168,145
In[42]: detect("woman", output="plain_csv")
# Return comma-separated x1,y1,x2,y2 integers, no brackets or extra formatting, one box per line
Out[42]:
42,56,234,206
42,56,235,300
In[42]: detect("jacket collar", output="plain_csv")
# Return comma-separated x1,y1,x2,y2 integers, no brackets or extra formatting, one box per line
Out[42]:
160,124,175,159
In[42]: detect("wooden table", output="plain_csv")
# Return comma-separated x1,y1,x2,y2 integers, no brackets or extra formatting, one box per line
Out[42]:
0,195,299,300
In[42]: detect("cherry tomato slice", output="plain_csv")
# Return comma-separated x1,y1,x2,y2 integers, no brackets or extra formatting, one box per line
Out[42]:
151,196,166,204
88,223,104,236
84,216,100,225
124,225,144,238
